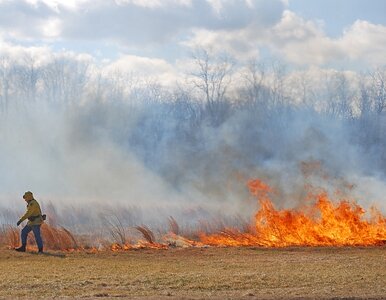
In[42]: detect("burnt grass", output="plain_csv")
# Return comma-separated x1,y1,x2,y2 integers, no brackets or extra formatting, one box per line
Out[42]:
0,246,385,299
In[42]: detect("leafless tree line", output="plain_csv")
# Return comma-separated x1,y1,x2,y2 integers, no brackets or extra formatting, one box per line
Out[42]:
1,51,386,178
1,52,385,117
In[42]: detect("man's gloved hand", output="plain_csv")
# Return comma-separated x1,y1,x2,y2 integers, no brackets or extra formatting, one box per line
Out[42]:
17,220,22,226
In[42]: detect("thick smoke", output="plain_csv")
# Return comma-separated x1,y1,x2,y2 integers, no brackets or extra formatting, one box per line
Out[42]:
1,56,386,233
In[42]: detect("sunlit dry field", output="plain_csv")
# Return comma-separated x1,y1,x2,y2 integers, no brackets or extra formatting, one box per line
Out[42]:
0,246,385,299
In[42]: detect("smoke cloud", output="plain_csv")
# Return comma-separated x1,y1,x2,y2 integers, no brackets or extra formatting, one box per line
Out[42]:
1,56,386,233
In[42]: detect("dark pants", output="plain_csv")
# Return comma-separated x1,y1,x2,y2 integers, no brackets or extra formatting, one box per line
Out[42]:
21,225,43,250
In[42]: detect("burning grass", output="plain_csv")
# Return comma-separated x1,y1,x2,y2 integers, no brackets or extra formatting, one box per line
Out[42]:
1,179,385,252
200,179,386,247
108,179,386,250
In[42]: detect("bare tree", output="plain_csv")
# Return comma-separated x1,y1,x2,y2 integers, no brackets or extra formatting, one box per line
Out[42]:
9,55,41,109
103,69,136,103
269,60,288,109
42,57,89,106
323,71,353,119
190,48,234,126
369,67,386,114
241,59,267,110
0,56,13,113
357,74,372,118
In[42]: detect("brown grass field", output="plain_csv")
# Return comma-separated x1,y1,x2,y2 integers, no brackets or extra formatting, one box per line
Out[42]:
0,246,385,299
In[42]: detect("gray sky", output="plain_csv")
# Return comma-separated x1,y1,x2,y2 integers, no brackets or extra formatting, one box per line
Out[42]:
0,0,385,78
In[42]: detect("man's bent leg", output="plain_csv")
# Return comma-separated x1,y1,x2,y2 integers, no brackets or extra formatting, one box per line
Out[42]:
21,225,32,246
32,225,43,252
16,225,32,252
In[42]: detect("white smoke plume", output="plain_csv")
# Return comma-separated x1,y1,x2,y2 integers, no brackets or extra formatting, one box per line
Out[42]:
1,54,386,233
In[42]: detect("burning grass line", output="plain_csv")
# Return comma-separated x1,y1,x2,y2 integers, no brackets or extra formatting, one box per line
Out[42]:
168,216,179,235
199,179,386,248
2,179,386,251
103,213,128,245
60,226,79,249
135,225,155,244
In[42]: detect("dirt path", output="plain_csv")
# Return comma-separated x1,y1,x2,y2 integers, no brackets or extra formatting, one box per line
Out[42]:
0,247,385,299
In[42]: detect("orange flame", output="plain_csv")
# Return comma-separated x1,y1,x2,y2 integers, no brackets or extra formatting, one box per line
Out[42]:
110,241,168,251
200,179,386,247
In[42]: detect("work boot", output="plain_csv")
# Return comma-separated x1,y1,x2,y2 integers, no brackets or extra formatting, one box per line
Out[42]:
15,246,26,252
38,248,44,254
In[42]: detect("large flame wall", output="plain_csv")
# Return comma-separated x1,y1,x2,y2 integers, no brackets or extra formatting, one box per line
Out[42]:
200,179,386,247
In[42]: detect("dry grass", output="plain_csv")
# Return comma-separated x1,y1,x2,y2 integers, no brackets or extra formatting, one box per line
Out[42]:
0,225,19,248
135,225,156,244
40,224,79,250
0,224,80,251
0,246,385,299
168,216,180,235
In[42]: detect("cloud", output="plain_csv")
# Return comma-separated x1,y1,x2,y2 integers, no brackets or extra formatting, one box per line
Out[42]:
182,9,386,67
0,0,58,40
0,40,52,65
0,0,285,48
59,0,285,49
266,10,344,65
266,11,386,67
2,1,385,71
103,54,179,85
340,20,386,65
179,0,285,60
0,39,94,69
181,28,261,60
115,0,193,9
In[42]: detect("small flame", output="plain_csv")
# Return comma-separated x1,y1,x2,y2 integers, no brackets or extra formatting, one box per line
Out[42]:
110,241,168,251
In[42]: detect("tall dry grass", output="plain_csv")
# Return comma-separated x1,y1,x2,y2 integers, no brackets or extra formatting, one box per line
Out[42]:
0,225,20,248
0,224,79,251
39,224,79,250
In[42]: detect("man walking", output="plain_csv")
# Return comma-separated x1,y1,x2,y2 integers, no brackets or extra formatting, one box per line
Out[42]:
15,191,44,253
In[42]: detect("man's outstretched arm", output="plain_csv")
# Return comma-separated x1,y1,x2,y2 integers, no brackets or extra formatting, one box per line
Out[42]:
17,202,36,225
